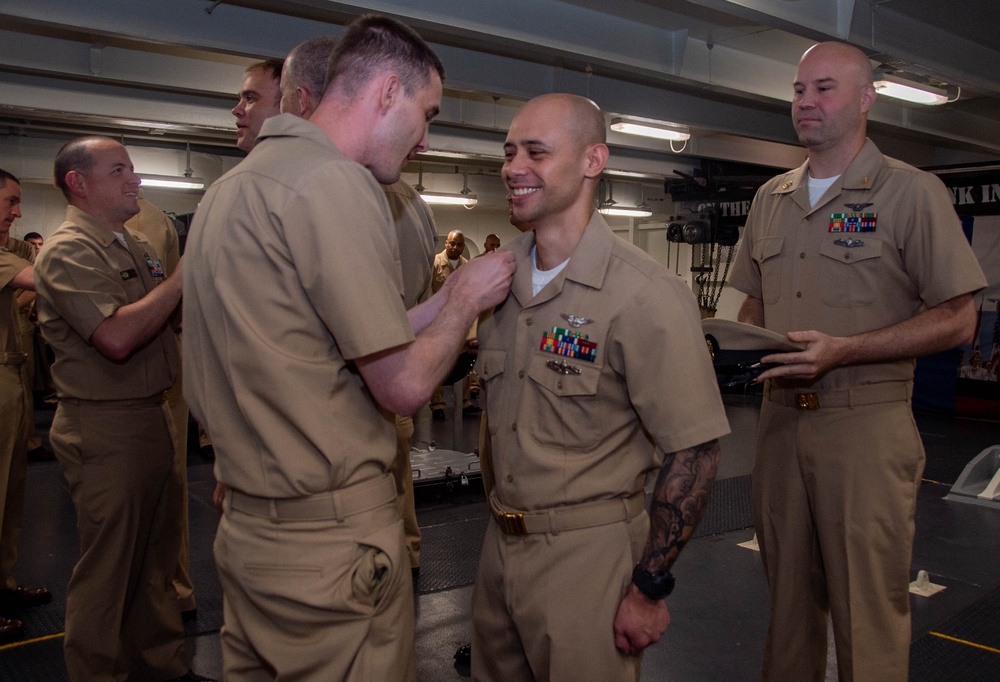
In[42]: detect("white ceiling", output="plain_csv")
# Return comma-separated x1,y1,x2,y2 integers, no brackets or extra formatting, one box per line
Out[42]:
1,0,998,180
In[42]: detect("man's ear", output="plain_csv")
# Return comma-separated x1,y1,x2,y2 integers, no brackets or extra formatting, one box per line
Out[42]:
860,83,877,114
64,170,86,199
582,143,609,180
378,73,402,114
297,86,313,118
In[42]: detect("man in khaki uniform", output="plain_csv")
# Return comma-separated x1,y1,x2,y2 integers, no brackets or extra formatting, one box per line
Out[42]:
729,42,986,681
183,16,514,681
430,230,478,418
14,232,52,462
382,180,437,573
35,138,211,682
279,34,436,575
472,94,729,681
125,197,196,618
0,169,51,642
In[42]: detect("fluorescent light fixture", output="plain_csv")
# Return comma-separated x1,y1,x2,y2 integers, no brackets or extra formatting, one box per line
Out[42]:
610,116,690,142
138,174,205,190
415,168,478,208
874,75,952,105
418,191,478,207
600,205,653,218
603,169,662,180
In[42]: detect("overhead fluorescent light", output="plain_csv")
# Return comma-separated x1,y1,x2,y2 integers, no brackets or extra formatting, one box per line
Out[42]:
603,169,662,180
610,116,691,142
600,205,653,218
418,190,478,207
415,168,479,208
874,74,953,105
138,174,205,190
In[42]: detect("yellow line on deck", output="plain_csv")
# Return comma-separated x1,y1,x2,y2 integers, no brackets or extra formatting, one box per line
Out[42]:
930,631,1000,655
0,632,65,651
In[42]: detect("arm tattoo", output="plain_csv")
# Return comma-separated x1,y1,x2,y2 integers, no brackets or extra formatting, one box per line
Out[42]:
639,439,721,573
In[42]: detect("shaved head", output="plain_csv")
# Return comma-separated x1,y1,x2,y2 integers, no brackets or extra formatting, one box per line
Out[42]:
520,93,606,151
799,42,874,90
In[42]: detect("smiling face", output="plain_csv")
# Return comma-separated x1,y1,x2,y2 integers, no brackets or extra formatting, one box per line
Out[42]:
74,139,141,225
792,43,875,155
502,95,606,229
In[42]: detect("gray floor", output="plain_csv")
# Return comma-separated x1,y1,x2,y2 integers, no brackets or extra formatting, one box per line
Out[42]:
3,391,1000,681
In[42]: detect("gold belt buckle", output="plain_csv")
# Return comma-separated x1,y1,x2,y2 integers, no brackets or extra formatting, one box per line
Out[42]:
795,392,820,410
497,511,527,535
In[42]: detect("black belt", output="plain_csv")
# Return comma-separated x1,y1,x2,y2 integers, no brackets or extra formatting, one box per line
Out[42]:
229,473,396,522
489,491,645,536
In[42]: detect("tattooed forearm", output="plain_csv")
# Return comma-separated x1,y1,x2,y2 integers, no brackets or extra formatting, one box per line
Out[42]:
639,439,721,573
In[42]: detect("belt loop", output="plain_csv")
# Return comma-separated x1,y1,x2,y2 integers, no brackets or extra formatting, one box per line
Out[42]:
621,496,630,523
548,508,558,536
333,492,344,523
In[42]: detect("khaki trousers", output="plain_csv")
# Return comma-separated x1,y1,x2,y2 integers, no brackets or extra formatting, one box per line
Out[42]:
19,326,41,451
51,398,187,682
164,334,195,611
753,389,923,682
471,511,648,682
391,415,421,567
0,364,28,589
215,475,416,681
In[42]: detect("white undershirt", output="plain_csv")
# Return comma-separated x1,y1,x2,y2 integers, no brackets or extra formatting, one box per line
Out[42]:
531,245,570,297
448,257,460,269
113,231,128,247
807,173,840,208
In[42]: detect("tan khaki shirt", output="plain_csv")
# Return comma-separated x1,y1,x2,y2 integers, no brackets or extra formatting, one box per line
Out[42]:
183,114,414,498
1,248,32,356
126,198,180,276
34,205,178,399
477,212,730,511
383,180,436,308
431,249,466,294
729,139,987,390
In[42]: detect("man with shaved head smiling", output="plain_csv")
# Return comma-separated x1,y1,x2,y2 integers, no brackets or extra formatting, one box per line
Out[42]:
729,42,985,680
471,93,729,680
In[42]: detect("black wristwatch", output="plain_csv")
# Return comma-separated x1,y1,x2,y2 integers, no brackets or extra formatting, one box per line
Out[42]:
631,564,675,600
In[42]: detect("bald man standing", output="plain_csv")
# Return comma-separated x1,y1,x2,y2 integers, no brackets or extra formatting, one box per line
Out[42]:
471,94,729,681
729,42,984,681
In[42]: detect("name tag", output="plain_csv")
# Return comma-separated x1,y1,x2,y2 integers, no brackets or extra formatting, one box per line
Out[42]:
120,268,138,280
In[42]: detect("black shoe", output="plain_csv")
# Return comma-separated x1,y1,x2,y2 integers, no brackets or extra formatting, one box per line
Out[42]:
0,616,24,643
199,445,215,461
432,408,446,421
162,671,217,682
462,404,482,416
454,643,471,665
0,586,52,614
27,446,55,462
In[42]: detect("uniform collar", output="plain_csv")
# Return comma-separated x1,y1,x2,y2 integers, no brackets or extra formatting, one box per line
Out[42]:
256,113,339,155
508,210,613,307
770,138,882,212
63,205,150,249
